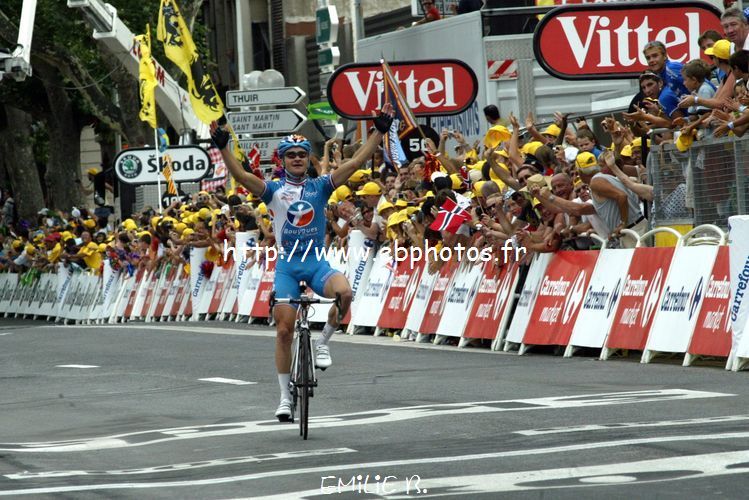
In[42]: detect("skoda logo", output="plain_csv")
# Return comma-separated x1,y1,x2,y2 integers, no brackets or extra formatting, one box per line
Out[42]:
118,154,142,179
688,277,704,320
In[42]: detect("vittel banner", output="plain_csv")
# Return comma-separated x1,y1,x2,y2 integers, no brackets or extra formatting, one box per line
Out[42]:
327,60,478,119
533,2,722,80
606,247,675,352
524,251,599,347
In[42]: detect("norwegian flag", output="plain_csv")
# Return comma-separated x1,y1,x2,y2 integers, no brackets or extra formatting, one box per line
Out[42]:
429,197,472,234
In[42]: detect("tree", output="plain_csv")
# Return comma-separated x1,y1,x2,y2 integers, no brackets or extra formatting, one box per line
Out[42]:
0,0,210,220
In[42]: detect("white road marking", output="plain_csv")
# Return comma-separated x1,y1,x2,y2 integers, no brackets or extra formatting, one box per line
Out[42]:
66,324,503,354
4,448,355,480
3,433,749,496
516,414,749,436
198,377,257,386
252,449,749,499
0,332,13,336
0,389,732,453
55,365,99,369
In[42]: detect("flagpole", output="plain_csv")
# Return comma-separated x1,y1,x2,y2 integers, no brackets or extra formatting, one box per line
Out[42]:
154,127,163,214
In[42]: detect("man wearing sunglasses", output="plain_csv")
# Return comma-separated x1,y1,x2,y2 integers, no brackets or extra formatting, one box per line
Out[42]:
210,103,394,421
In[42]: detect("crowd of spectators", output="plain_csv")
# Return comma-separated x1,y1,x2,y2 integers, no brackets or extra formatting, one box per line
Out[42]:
2,6,749,282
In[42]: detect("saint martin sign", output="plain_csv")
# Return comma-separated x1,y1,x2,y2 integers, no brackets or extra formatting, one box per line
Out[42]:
226,109,307,134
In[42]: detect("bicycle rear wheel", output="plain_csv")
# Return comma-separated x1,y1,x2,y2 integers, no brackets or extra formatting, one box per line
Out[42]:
298,329,311,439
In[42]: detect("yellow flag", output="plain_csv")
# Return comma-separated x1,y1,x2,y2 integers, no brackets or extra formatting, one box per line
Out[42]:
157,0,223,124
136,26,158,129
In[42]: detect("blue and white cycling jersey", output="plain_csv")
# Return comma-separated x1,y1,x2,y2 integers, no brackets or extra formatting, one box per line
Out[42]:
260,174,336,256
260,174,339,301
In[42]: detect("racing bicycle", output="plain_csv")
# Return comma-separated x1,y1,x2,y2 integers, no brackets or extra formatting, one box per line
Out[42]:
270,288,340,440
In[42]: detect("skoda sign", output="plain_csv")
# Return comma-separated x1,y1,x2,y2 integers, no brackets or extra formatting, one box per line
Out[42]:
114,146,211,185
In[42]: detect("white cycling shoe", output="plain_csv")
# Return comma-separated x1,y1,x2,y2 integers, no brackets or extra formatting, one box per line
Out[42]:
315,343,332,370
275,398,292,422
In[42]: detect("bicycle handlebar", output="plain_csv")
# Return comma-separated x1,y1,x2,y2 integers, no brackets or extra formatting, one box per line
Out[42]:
269,292,341,309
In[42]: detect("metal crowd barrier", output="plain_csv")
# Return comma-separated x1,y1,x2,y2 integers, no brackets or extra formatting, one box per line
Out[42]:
648,135,749,229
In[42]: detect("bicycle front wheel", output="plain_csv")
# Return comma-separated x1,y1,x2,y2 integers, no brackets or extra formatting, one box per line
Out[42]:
299,329,311,440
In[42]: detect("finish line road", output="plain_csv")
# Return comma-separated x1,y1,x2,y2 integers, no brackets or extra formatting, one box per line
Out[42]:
0,319,747,499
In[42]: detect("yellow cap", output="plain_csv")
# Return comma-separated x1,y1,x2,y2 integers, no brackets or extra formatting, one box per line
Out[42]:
98,243,107,252
450,173,462,189
334,185,352,202
12,239,23,250
473,180,486,196
174,222,187,234
575,152,599,173
348,170,368,183
61,231,74,242
387,210,408,227
465,149,478,161
33,233,44,243
484,125,512,148
86,168,99,176
525,174,551,191
25,244,36,255
495,149,510,159
705,39,731,60
257,203,268,216
355,181,382,196
395,199,408,208
150,216,161,229
198,207,211,220
676,130,695,152
620,145,633,158
425,190,435,198
542,124,561,137
182,228,195,237
630,137,651,149
378,201,395,212
521,141,544,156
83,219,96,229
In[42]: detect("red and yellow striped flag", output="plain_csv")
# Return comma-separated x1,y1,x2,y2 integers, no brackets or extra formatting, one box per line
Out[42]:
162,155,178,195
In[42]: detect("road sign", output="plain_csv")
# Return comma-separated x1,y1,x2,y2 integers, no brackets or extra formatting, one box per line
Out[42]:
226,109,307,134
318,46,340,69
316,6,339,45
225,87,306,108
230,138,282,161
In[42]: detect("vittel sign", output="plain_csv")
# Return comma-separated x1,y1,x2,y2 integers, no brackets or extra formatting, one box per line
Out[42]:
533,2,723,80
327,59,478,119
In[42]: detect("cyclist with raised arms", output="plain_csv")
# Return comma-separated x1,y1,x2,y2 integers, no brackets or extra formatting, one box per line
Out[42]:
209,104,394,421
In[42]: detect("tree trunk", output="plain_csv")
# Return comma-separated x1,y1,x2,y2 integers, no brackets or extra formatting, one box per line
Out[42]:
36,61,85,211
0,105,45,222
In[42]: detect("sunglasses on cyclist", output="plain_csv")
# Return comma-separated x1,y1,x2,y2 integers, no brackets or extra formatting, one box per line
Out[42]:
285,151,309,159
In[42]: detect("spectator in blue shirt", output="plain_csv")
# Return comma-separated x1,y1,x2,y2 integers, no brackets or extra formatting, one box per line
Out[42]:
643,41,689,98
624,71,685,129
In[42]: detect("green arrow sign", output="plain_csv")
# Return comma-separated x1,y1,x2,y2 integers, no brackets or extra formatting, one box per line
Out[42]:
307,101,338,121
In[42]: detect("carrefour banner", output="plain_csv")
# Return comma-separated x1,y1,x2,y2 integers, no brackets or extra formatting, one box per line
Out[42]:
729,216,749,361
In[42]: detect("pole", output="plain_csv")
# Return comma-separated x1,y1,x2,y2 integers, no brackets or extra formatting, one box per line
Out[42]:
236,0,245,85
154,128,163,214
